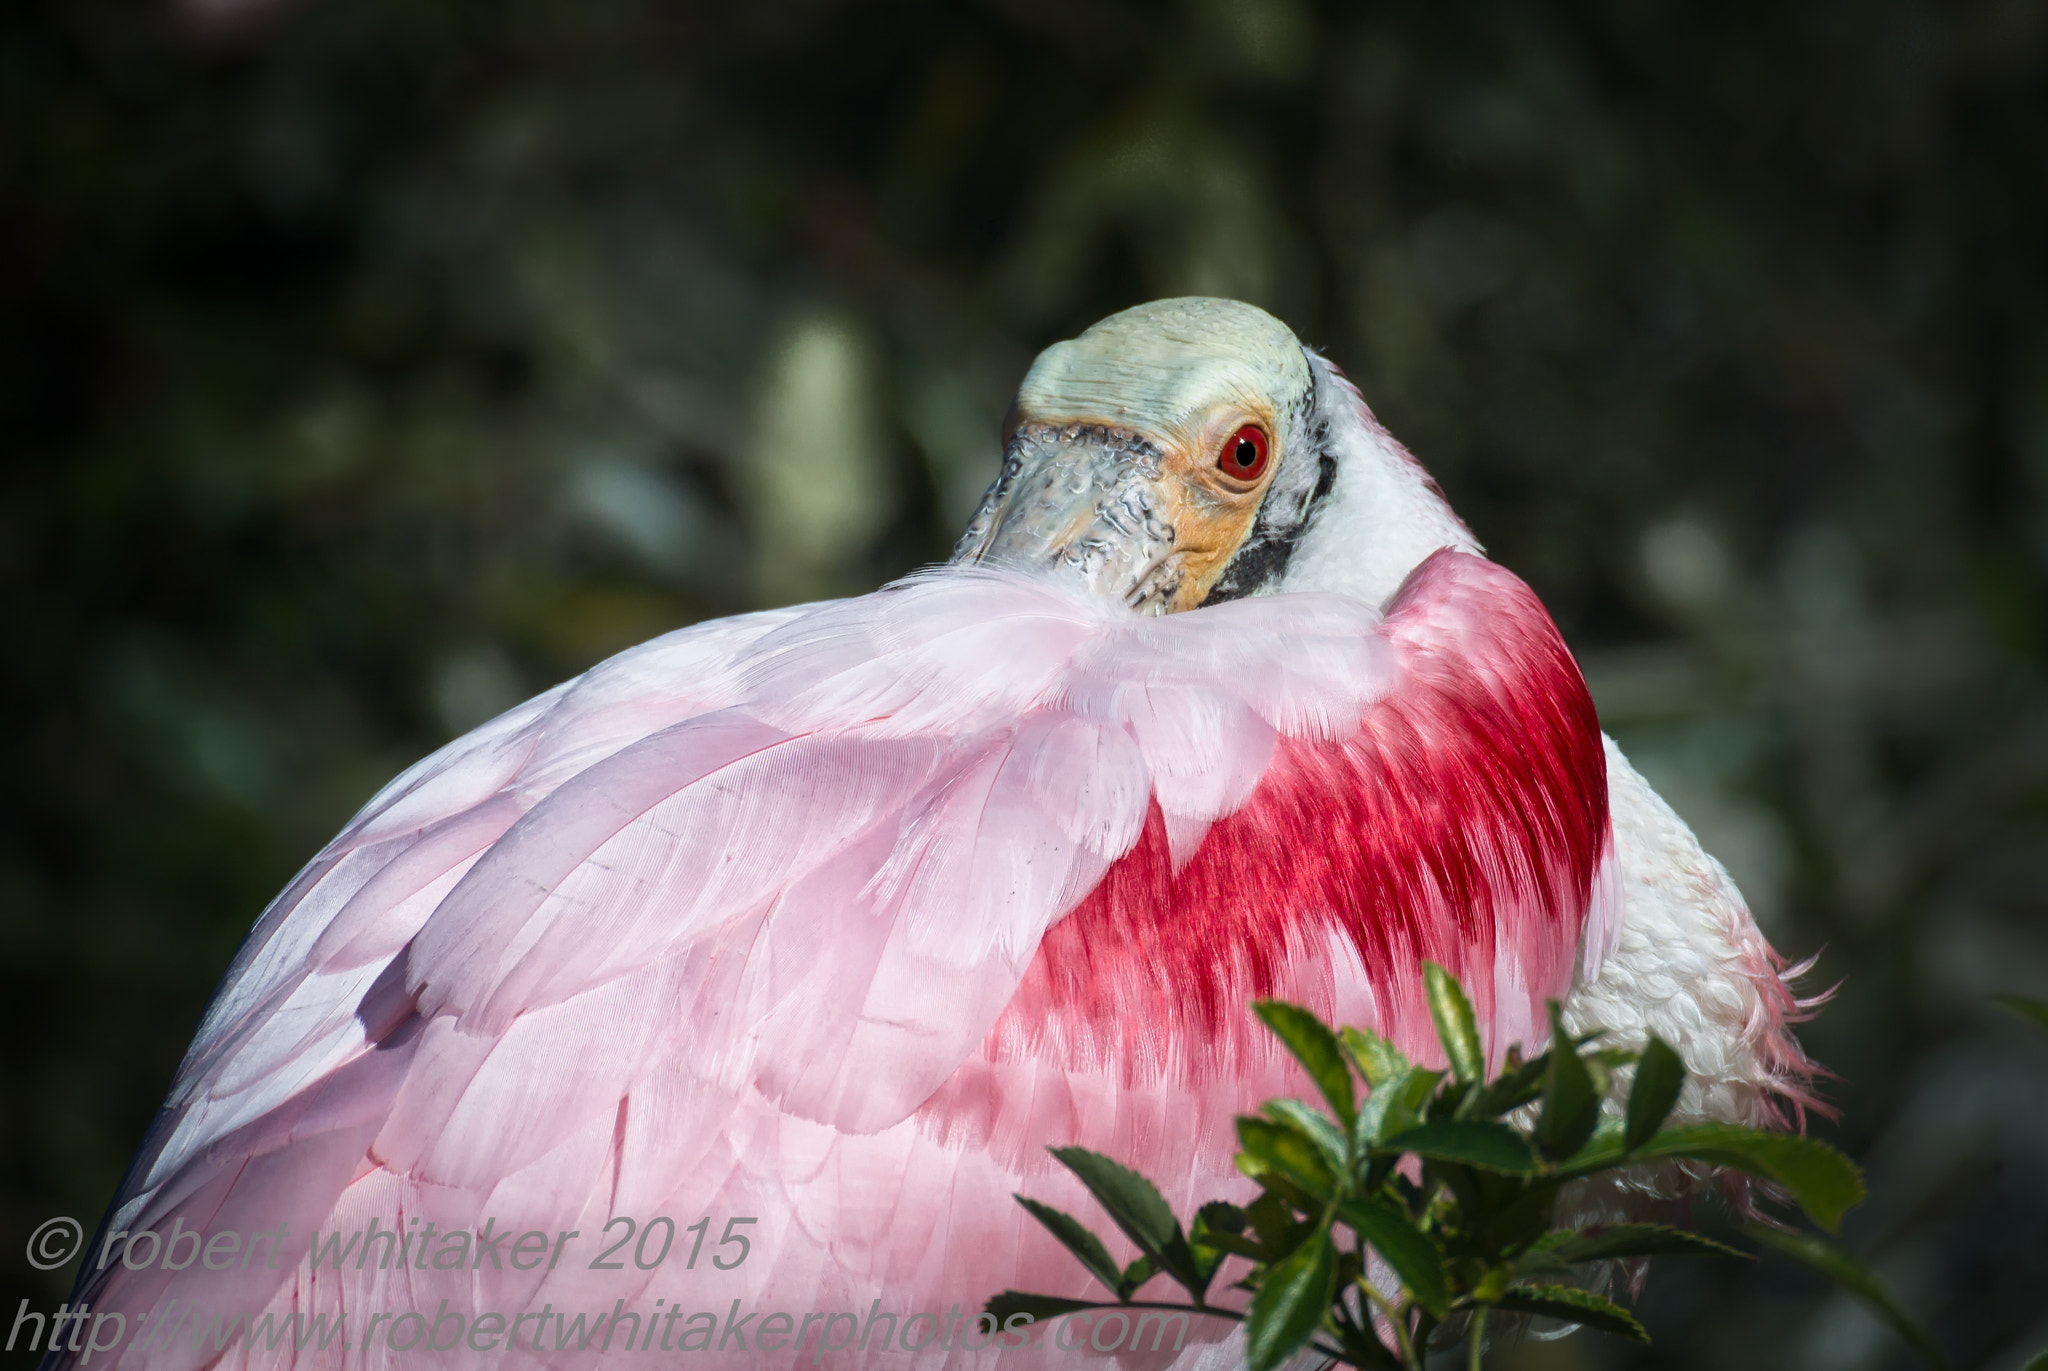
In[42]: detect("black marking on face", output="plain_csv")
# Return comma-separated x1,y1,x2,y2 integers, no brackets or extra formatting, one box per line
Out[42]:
1200,528,1299,605
1310,451,1337,502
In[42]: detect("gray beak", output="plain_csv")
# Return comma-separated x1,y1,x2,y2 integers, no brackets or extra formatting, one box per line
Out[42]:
948,424,1183,613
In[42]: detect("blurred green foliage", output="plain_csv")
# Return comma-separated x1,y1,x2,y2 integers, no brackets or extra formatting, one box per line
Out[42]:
3,0,2046,1366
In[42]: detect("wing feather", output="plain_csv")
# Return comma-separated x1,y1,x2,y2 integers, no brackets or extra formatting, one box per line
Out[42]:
67,557,1605,1371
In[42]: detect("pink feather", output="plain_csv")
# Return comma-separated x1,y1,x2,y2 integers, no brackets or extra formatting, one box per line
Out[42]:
66,552,1606,1370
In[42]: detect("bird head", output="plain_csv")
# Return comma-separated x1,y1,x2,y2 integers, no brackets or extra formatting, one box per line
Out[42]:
951,297,1476,612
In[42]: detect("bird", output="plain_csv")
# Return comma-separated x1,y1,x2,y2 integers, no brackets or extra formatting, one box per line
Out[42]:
52,297,1816,1370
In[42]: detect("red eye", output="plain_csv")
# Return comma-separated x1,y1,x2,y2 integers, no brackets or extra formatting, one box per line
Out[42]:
1217,425,1270,481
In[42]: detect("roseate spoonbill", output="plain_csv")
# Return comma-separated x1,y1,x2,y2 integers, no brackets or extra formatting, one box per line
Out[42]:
54,298,1814,1369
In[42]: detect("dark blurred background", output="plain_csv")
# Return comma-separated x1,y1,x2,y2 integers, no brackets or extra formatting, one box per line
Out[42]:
4,0,2047,1365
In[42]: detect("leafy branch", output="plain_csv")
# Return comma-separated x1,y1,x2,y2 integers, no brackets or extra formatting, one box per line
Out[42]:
988,963,1946,1370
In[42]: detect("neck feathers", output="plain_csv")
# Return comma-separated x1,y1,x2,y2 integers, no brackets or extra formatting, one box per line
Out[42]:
1277,356,1481,607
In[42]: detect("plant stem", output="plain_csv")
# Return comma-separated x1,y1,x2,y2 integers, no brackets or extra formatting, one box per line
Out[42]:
1352,1277,1420,1370
1467,1307,1489,1371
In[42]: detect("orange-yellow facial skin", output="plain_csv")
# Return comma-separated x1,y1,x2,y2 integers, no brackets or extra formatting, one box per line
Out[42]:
1156,402,1284,610
1005,400,1282,612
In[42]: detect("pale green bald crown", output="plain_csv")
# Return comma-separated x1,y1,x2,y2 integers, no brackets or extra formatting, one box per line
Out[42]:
1015,297,1312,433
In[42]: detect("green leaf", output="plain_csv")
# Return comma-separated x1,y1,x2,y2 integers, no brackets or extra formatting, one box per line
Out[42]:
1015,1197,1125,1294
1340,1025,1410,1088
1630,1125,1866,1232
1198,1229,1272,1261
1625,1036,1687,1150
1510,1247,1576,1281
1537,1002,1600,1159
1463,1052,1550,1120
1263,1099,1350,1176
1256,1001,1357,1126
1378,1119,1541,1174
1748,1227,1948,1370
1244,1192,1306,1252
1425,1077,1475,1123
1048,1147,1203,1292
1542,1223,1748,1263
1493,1285,1649,1342
1423,961,1485,1083
982,1291,1101,1325
1237,1165,1325,1218
1191,1202,1249,1287
1995,994,2048,1034
1335,1197,1449,1316
1245,1220,1337,1371
1239,1115,1341,1199
2017,1355,2048,1371
1557,1117,1628,1173
1195,1200,1271,1263
1353,1066,1443,1151
1119,1254,1159,1299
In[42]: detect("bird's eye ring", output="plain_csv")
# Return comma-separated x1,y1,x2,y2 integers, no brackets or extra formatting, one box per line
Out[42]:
1217,425,1270,482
